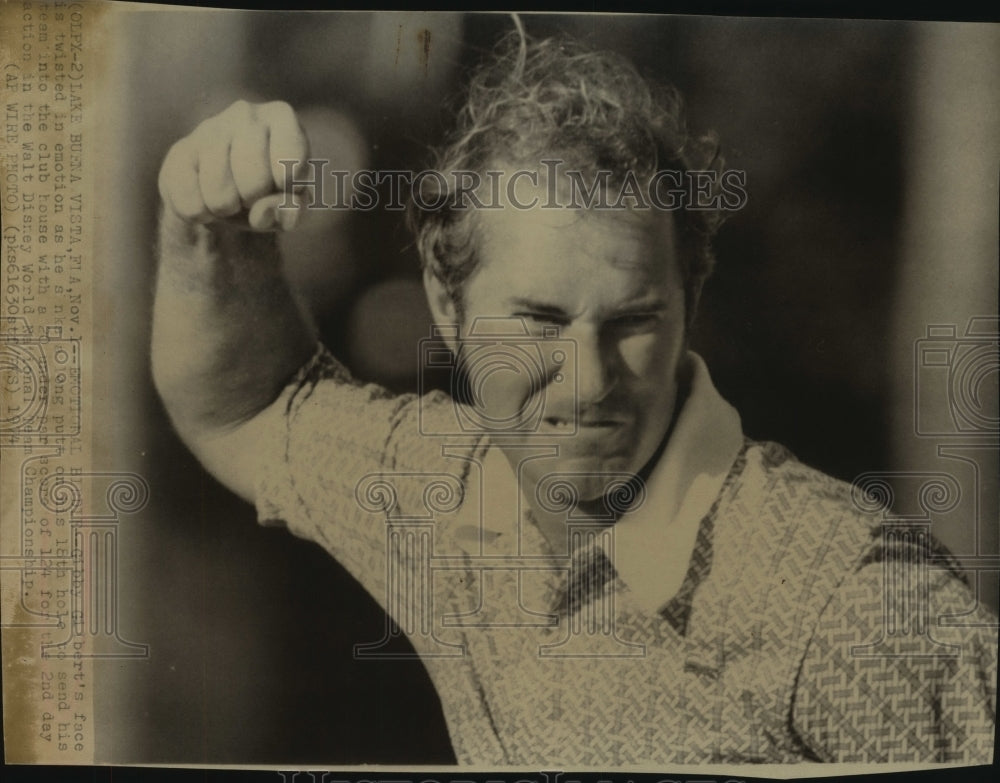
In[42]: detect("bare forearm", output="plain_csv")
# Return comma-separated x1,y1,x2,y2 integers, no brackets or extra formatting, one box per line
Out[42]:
152,208,316,436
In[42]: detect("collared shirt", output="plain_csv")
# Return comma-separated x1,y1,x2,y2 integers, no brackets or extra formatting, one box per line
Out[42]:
256,345,997,766
443,351,743,616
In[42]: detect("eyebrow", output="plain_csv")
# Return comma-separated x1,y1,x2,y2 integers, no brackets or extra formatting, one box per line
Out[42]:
613,298,670,315
506,297,670,316
507,299,571,316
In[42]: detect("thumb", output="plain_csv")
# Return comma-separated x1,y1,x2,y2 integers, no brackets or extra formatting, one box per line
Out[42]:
247,193,303,232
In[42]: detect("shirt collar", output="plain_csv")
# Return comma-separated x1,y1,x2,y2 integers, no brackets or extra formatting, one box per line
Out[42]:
611,351,743,613
451,352,743,614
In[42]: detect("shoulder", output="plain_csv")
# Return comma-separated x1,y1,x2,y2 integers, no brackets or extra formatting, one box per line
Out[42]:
736,443,1000,762
713,439,882,586
256,344,487,526
282,346,473,469
704,440,997,762
791,543,997,762
726,441,993,646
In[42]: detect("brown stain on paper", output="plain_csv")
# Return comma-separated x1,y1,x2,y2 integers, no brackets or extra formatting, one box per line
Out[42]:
0,0,116,764
417,28,431,75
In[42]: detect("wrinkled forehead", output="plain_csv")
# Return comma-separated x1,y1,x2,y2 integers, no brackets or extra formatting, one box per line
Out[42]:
473,165,677,270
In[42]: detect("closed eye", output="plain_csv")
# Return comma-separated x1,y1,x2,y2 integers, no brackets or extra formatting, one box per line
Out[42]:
607,311,664,332
513,311,570,328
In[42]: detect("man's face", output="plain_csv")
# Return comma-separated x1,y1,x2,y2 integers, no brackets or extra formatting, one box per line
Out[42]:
454,187,688,504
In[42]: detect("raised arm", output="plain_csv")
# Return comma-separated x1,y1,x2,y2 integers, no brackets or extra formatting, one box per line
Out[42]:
152,100,317,501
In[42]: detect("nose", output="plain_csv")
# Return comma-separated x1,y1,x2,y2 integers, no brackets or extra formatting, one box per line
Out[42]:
568,329,617,406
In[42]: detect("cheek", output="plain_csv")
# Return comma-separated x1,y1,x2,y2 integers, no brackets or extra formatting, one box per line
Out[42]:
618,327,684,384
475,366,537,418
462,350,537,423
461,340,569,433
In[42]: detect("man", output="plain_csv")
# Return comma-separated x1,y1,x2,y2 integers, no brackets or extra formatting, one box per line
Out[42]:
153,32,997,766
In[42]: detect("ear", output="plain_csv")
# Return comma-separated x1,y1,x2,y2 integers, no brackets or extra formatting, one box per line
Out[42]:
423,266,459,352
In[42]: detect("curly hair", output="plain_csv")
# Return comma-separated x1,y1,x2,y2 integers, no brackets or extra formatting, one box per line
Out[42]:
409,30,728,329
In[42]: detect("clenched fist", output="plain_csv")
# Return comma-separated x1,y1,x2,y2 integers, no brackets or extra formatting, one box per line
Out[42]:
158,100,309,232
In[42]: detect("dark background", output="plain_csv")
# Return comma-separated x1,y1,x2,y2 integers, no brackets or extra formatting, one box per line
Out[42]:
89,10,997,765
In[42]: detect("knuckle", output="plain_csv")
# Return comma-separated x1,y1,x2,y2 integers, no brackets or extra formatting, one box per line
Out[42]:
163,137,189,166
193,111,229,141
264,99,294,119
228,98,253,118
196,100,255,140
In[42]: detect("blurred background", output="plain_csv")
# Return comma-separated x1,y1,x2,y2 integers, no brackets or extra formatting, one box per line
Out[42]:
92,10,998,764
